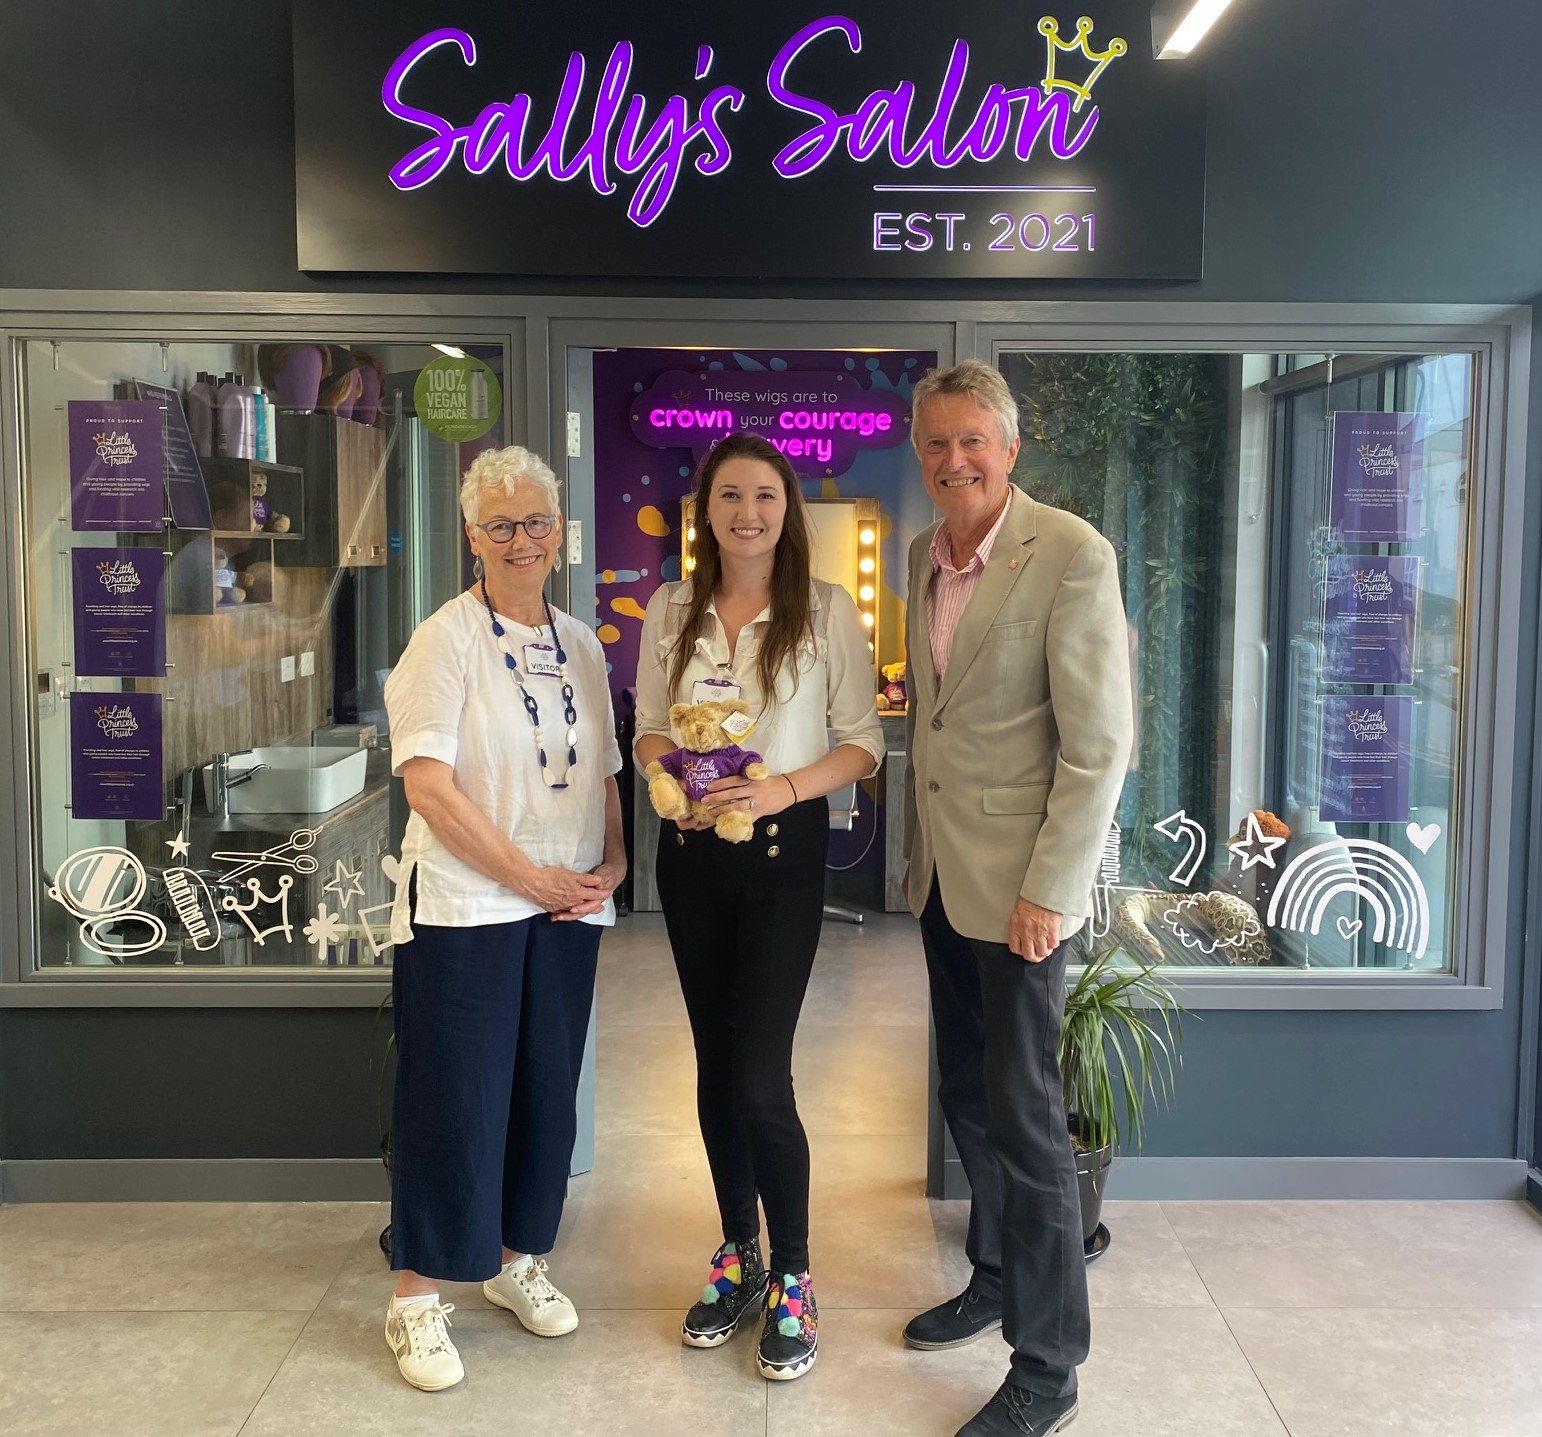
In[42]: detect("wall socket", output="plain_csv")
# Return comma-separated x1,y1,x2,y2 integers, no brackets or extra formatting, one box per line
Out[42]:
299,650,315,677
280,655,296,682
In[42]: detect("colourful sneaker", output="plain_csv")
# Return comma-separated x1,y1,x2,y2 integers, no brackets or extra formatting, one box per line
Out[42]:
681,1237,769,1348
756,1270,818,1381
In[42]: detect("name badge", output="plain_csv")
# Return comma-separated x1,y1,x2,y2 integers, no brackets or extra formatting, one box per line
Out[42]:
523,643,562,678
692,676,742,704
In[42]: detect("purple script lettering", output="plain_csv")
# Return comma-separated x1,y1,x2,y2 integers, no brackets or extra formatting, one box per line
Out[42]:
766,16,1099,178
382,28,745,226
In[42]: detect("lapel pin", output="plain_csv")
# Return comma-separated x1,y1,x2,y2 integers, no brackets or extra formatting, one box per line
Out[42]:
1008,558,1019,569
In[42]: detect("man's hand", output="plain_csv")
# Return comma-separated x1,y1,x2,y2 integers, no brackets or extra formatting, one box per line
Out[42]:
1007,898,1062,962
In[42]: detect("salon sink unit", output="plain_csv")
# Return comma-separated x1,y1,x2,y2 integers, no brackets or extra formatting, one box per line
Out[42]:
201,746,369,815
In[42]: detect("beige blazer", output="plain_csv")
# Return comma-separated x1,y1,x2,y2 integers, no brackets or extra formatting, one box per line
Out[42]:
904,488,1134,945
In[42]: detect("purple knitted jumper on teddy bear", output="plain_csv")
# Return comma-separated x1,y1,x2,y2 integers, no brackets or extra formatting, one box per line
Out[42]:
655,745,764,802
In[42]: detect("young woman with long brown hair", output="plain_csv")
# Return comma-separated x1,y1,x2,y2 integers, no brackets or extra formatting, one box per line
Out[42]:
634,433,883,1381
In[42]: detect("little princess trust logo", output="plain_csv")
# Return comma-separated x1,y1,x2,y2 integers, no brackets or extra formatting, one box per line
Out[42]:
1350,568,1393,603
94,704,140,740
91,430,139,467
96,559,142,596
1356,442,1400,479
1345,708,1389,743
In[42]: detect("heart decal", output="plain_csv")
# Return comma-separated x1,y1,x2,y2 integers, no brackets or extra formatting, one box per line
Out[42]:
381,854,403,887
1406,822,1441,854
1337,916,1363,941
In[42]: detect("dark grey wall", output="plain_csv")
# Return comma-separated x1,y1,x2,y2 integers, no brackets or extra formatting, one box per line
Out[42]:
1,0,1539,1165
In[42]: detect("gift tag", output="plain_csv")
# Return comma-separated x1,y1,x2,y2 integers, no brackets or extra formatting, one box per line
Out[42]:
523,642,562,678
721,710,755,741
692,676,742,704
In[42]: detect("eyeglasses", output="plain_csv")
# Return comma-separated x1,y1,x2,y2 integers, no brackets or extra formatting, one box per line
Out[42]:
476,515,555,543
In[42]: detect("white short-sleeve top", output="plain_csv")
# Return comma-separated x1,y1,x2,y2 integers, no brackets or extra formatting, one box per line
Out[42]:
634,579,884,777
384,590,622,940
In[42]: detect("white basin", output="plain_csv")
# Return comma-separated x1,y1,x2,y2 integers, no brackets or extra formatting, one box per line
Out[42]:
202,747,368,815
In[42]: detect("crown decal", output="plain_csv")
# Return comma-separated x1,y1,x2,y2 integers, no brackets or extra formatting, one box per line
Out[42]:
1038,15,1128,112
222,874,295,947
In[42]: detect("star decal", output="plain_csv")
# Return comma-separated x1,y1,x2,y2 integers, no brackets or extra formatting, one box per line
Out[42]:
1227,811,1287,872
165,829,191,860
320,851,365,906
322,859,366,909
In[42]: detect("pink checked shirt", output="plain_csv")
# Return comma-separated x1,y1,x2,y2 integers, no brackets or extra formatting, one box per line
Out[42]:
927,489,1014,684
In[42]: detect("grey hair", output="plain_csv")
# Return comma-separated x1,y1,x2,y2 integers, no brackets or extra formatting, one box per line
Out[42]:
911,360,1019,449
458,445,562,524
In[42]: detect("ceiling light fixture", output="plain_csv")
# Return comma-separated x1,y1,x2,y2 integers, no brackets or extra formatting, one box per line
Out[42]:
432,343,468,359
1152,0,1236,58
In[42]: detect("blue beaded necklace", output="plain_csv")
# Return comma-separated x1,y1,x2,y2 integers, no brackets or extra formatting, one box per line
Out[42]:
479,576,577,789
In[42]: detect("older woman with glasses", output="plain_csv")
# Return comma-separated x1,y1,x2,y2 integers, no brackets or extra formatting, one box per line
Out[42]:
380,445,625,1392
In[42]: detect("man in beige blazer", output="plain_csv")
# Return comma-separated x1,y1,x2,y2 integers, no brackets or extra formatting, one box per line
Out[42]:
901,361,1132,1437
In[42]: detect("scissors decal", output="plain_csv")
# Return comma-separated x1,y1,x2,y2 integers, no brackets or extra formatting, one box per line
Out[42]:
210,827,320,884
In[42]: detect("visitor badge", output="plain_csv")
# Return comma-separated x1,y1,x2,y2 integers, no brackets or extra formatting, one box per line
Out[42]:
523,643,562,678
692,676,742,704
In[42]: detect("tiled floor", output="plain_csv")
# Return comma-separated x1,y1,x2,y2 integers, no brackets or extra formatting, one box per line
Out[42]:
4,913,1542,1436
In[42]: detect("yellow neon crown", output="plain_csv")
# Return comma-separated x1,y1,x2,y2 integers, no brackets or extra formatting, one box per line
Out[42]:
1038,15,1128,113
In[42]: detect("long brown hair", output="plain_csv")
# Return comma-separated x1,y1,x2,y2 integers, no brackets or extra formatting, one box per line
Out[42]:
666,433,814,708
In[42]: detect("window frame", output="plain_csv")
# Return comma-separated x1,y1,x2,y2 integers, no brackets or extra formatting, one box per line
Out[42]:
0,293,1528,1009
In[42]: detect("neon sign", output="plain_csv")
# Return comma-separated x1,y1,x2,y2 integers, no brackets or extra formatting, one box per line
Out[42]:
381,13,1127,228
631,371,910,475
295,1,1205,280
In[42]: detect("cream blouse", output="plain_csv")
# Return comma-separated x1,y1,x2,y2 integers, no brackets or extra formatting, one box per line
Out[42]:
634,579,884,779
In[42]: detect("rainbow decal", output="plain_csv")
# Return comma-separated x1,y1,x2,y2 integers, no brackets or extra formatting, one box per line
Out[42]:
1265,840,1430,961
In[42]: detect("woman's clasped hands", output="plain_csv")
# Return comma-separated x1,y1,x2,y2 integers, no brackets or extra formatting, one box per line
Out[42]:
518,859,627,920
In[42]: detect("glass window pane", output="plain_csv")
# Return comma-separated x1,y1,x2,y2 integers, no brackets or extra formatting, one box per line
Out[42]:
998,349,1474,977
24,338,511,970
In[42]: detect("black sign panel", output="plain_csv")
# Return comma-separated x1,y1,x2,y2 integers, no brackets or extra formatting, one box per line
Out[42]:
294,0,1205,280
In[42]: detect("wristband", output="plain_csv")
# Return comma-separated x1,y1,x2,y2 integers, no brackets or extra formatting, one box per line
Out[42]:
785,773,799,804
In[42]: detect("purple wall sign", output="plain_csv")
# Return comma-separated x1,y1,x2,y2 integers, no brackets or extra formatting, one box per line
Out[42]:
1318,694,1412,825
70,690,163,821
629,370,910,477
68,400,165,532
1329,412,1425,543
131,380,213,530
72,548,167,678
593,348,934,703
1322,555,1420,686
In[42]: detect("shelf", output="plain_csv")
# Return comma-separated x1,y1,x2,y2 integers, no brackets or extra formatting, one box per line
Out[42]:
208,528,306,540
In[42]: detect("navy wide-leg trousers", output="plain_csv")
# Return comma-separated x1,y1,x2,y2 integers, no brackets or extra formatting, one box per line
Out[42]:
389,909,601,1283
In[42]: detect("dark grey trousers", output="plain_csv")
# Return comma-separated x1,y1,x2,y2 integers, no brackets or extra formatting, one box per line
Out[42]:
919,879,1089,1397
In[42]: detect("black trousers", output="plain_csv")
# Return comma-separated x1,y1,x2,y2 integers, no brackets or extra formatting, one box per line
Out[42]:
919,879,1089,1397
655,798,829,1275
389,908,601,1283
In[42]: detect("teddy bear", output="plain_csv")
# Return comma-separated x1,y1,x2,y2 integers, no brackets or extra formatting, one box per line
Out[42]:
645,699,768,843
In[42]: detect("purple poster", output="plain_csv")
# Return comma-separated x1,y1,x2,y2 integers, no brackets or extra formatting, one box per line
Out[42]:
630,370,911,477
1328,411,1424,543
68,400,165,532
1322,555,1420,685
1318,695,1412,824
131,380,213,530
72,548,166,678
70,690,163,821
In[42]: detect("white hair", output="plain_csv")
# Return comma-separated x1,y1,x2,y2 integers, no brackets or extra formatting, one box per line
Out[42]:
911,360,1019,449
458,445,562,523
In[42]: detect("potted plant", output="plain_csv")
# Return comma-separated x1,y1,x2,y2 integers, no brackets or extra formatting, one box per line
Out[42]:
1060,941,1184,1262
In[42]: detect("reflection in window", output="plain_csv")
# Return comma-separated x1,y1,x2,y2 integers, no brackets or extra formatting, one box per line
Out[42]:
25,339,508,971
999,350,1474,976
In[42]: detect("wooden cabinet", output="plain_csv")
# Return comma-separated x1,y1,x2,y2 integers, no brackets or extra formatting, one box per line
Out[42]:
276,412,388,568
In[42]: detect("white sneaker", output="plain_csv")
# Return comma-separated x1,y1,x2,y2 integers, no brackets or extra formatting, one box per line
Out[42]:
483,1255,579,1337
385,1297,463,1391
